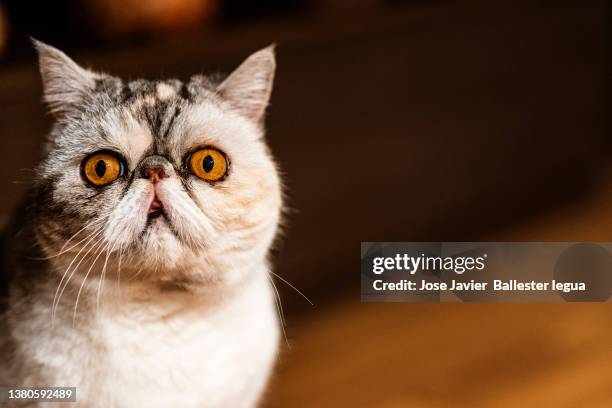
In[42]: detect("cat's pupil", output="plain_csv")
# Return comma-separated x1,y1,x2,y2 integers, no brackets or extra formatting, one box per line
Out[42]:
203,155,214,173
95,160,106,177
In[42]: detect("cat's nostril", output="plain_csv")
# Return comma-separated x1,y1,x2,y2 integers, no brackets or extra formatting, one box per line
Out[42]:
139,155,172,182
144,167,166,183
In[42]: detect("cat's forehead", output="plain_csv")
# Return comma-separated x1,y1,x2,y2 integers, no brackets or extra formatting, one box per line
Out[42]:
93,75,219,104
83,76,227,160
50,71,260,170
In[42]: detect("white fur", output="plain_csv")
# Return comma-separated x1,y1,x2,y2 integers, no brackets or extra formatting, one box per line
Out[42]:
10,271,278,408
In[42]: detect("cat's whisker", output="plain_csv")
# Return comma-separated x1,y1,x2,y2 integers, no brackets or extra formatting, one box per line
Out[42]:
55,217,106,256
34,229,98,261
51,226,105,323
74,239,111,325
53,233,107,323
97,238,118,314
40,215,110,260
268,270,313,306
266,273,289,348
116,242,126,288
53,236,102,324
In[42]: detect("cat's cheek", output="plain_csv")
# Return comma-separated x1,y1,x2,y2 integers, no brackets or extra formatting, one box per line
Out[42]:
216,171,281,228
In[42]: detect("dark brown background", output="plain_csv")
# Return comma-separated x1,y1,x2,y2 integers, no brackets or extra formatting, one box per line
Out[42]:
0,0,610,406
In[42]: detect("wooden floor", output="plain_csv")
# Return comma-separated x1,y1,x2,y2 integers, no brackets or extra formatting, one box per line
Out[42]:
265,170,612,407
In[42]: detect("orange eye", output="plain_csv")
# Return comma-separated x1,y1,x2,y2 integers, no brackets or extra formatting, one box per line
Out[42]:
188,148,229,182
82,153,125,187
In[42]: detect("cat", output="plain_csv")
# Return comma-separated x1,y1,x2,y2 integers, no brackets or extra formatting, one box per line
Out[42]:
0,40,283,408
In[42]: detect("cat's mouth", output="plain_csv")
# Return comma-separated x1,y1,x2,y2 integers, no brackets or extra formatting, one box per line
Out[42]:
147,195,165,220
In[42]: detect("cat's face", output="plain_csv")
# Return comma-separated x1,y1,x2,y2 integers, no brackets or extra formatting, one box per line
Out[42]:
33,42,282,290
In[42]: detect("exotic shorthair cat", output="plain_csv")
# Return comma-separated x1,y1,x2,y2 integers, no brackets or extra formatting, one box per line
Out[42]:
0,41,283,407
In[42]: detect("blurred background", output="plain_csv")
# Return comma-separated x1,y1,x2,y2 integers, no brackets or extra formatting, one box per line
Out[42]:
0,0,610,406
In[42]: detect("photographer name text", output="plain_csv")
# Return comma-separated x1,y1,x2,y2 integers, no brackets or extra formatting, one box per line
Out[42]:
372,279,586,293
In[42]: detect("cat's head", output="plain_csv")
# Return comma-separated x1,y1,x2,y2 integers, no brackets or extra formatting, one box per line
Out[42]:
32,41,282,291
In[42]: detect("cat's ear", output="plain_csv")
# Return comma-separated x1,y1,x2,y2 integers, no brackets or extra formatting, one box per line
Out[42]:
33,39,98,119
217,45,276,123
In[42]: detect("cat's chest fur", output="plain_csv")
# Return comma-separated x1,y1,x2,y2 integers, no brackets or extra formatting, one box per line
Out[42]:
12,274,279,408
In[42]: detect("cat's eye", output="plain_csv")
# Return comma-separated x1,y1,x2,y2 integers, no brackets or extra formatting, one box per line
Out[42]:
188,148,229,182
82,152,126,187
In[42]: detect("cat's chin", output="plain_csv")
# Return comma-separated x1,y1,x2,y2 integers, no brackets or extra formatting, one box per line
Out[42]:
148,222,179,244
145,212,171,235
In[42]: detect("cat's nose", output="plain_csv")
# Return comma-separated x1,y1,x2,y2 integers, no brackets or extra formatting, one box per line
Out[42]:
139,155,172,183
144,167,165,183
